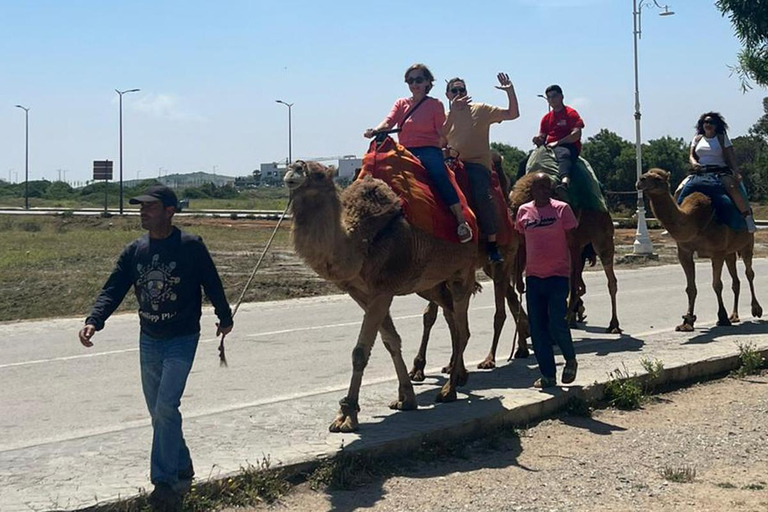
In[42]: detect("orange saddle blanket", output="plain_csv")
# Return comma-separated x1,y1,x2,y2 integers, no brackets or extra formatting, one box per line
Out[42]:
358,137,477,244
448,158,515,246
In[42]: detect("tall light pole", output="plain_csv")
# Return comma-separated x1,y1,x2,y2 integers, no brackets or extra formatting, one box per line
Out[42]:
15,105,30,210
632,0,674,255
276,100,294,164
116,88,140,214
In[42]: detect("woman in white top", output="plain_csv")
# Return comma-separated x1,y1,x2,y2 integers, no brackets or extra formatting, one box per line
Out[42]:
688,111,755,232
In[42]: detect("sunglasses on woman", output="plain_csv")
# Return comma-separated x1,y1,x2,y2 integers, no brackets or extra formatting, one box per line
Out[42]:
406,76,426,85
703,119,715,124
450,87,467,95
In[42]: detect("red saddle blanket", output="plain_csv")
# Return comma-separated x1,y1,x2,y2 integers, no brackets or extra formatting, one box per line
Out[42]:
358,137,477,244
448,158,515,246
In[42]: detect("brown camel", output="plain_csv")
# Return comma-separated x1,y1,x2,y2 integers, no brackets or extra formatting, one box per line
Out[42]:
408,153,531,382
636,168,762,330
284,161,477,433
510,173,621,334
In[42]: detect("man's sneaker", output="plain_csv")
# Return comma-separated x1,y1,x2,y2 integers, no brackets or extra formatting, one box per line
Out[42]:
149,482,181,512
457,222,473,243
487,242,504,264
175,463,195,493
746,214,757,233
533,376,556,389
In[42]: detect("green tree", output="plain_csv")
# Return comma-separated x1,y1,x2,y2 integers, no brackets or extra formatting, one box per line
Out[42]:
642,136,689,189
716,0,768,89
490,142,527,181
580,129,634,191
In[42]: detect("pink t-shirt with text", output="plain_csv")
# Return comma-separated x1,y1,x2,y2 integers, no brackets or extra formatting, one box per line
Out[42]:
384,96,445,148
515,198,578,278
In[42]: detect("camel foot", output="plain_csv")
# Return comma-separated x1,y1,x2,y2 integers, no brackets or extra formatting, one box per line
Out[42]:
329,397,360,433
606,321,623,335
675,323,695,332
729,313,741,323
753,304,763,318
577,305,587,323
456,369,469,387
441,364,453,374
512,347,530,360
716,317,732,327
389,398,417,411
477,355,496,370
435,385,458,403
408,368,426,382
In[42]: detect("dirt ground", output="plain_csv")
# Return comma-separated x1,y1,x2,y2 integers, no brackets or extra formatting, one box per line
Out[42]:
244,374,768,512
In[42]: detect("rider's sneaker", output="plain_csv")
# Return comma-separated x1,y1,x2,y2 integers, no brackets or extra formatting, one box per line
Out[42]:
745,214,757,233
554,183,570,203
487,242,504,263
457,222,473,244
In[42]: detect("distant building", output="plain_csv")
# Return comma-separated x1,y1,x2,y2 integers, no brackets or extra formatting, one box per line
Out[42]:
260,163,288,186
123,171,235,189
336,156,363,181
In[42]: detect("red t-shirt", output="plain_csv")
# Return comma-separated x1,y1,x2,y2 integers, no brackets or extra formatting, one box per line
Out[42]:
540,106,585,153
515,199,578,278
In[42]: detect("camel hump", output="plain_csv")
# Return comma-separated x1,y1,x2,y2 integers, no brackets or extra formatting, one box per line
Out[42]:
341,175,403,240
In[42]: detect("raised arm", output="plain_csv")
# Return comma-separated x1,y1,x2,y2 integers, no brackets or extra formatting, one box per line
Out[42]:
495,72,520,121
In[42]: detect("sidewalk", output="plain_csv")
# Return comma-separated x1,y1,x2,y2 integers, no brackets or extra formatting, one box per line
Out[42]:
2,317,766,511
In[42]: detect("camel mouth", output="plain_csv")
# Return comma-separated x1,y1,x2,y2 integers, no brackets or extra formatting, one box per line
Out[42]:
284,163,308,190
284,175,304,190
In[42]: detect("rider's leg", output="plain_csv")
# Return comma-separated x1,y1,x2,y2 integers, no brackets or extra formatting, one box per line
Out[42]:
465,162,501,261
552,145,576,187
409,146,472,241
720,173,757,233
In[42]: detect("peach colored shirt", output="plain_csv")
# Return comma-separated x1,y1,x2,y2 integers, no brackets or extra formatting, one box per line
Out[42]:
384,96,445,148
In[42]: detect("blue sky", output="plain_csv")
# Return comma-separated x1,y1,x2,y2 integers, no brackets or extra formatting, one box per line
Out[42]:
1,0,766,184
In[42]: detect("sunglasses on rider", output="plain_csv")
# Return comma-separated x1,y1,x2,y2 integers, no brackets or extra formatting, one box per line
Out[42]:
406,76,426,85
703,119,715,124
450,87,467,95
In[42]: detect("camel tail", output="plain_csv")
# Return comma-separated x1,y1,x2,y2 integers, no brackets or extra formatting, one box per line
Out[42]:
582,243,597,268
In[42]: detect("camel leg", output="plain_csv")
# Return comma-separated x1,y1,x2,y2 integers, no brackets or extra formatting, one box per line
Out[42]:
677,247,698,332
478,274,509,369
725,253,741,323
712,256,731,327
409,301,439,382
506,285,530,360
601,256,621,334
330,294,393,433
741,243,763,318
437,281,473,402
379,314,418,411
566,242,583,328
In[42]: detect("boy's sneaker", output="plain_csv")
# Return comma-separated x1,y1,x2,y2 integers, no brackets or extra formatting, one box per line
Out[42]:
534,376,556,389
457,222,473,244
562,358,578,384
149,482,181,511
745,215,757,233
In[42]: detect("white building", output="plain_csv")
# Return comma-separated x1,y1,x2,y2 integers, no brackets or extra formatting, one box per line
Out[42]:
336,156,363,181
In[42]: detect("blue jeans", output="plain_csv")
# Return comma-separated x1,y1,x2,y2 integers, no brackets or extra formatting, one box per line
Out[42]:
140,332,199,486
526,276,575,380
408,146,460,207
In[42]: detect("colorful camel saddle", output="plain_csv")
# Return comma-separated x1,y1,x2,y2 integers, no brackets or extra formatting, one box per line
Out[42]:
677,173,747,232
447,157,515,246
525,146,608,212
358,137,477,244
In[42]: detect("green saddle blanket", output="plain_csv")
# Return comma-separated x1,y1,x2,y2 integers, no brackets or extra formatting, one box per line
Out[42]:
525,146,608,212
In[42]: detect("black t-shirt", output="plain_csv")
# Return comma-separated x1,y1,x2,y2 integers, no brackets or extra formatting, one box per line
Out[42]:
86,227,233,339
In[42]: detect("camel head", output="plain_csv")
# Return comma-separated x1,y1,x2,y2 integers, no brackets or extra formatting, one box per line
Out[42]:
636,168,671,196
284,160,337,192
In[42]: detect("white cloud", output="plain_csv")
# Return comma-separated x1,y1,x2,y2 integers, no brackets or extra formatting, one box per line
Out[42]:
128,93,206,122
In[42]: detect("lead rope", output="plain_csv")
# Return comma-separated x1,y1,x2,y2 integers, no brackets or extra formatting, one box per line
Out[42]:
218,198,293,366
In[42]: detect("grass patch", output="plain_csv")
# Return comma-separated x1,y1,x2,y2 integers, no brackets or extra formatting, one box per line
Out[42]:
640,357,665,393
659,465,696,483
604,364,644,410
716,482,738,489
743,482,766,491
80,458,289,512
565,395,593,417
732,342,766,378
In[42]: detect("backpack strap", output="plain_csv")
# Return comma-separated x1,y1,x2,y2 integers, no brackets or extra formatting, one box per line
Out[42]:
691,134,703,162
399,96,429,127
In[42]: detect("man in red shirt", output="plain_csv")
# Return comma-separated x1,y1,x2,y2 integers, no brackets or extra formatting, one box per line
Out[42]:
532,85,584,192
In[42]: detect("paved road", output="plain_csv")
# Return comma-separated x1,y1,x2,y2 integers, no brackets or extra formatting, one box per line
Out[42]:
2,261,768,511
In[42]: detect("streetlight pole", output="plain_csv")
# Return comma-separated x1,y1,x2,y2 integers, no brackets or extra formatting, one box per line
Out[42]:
632,0,674,255
115,88,140,214
276,100,294,164
15,105,30,210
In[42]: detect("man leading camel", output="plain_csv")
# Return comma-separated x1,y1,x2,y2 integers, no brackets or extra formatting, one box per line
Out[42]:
532,84,584,196
443,72,520,263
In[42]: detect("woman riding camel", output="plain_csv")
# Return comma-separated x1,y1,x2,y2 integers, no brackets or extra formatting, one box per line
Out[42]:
684,111,756,233
364,63,473,243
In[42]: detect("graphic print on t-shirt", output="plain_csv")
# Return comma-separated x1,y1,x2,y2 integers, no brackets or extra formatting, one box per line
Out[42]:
136,254,180,313
524,216,557,229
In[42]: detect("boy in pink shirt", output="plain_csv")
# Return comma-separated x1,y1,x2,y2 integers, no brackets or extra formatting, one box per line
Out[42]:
515,173,578,388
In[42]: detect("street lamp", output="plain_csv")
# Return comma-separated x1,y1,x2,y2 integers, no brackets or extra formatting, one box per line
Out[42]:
276,100,294,164
116,88,140,214
15,105,30,210
632,0,674,255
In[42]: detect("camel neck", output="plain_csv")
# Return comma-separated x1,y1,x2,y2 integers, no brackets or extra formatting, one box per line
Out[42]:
645,189,690,239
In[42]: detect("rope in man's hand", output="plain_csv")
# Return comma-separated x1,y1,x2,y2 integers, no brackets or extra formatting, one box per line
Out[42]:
218,198,293,367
